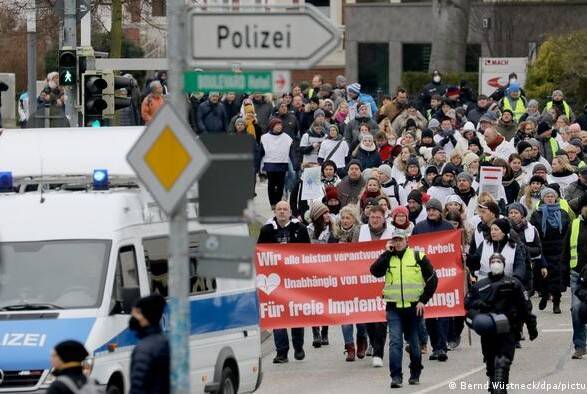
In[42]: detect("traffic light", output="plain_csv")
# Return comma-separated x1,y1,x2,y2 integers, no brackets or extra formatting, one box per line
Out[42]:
101,73,133,120
82,72,108,127
58,48,77,86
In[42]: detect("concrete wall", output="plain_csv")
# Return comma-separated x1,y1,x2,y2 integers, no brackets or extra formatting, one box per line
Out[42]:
345,1,587,94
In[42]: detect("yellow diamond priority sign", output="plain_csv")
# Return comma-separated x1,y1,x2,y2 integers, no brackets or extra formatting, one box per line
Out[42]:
127,104,210,214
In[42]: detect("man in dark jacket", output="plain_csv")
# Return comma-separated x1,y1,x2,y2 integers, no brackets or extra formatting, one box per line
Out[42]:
418,70,446,112
337,160,366,207
129,294,170,394
412,198,455,362
252,93,273,133
196,92,228,133
0,80,8,128
566,168,587,215
258,201,310,363
466,94,490,127
48,341,89,394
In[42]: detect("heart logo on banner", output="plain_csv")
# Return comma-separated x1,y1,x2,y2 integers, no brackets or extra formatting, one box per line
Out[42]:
256,273,281,295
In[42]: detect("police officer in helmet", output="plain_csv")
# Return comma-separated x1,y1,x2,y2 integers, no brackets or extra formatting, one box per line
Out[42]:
465,253,538,394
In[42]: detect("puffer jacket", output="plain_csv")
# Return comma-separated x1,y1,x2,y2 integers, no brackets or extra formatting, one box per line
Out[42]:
130,325,170,394
196,100,228,133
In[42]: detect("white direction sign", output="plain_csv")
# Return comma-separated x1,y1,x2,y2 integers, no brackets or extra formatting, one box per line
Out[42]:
127,104,210,215
188,5,341,69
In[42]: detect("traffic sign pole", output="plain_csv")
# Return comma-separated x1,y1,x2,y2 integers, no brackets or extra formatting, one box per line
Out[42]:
168,1,190,393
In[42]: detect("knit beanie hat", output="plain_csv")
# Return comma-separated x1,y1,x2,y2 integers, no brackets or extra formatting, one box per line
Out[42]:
517,141,532,154
456,172,473,184
378,164,393,180
421,129,434,139
492,218,511,235
432,146,445,157
324,186,339,202
347,83,361,95
346,159,362,172
135,294,166,325
540,187,558,201
507,202,527,217
426,198,442,212
537,121,551,135
407,156,420,167
314,109,326,119
54,340,89,363
528,175,546,185
445,194,465,207
462,121,476,132
391,206,409,220
425,165,439,176
428,118,440,130
407,189,423,204
532,164,547,174
309,202,330,222
442,163,459,176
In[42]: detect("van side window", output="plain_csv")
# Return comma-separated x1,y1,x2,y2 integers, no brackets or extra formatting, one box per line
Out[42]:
143,234,216,298
111,245,139,313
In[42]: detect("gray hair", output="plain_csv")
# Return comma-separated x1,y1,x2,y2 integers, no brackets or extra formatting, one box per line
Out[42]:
149,80,162,92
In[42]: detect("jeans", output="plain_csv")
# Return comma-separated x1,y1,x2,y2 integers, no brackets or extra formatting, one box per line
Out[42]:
273,328,304,356
418,317,428,346
366,322,387,358
426,317,449,352
387,307,422,379
341,323,367,345
284,161,298,195
571,271,587,351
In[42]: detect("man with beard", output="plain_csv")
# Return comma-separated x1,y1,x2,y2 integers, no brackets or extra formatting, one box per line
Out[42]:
453,172,478,220
337,160,366,207
407,189,427,224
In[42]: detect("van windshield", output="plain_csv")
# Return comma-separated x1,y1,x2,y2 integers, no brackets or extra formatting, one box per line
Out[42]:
0,240,111,310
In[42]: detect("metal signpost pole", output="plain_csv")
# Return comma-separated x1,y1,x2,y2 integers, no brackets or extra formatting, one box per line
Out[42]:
63,0,78,126
26,0,37,125
167,1,190,394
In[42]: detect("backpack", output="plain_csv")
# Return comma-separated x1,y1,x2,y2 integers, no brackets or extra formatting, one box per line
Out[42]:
56,376,104,394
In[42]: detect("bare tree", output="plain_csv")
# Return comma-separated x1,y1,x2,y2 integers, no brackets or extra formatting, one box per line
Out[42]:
428,0,471,73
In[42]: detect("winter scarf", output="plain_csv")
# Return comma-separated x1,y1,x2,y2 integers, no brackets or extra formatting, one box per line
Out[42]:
539,203,562,234
487,135,505,151
510,217,528,233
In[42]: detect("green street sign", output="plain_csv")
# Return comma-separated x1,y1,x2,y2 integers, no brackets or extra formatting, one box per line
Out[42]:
183,71,290,94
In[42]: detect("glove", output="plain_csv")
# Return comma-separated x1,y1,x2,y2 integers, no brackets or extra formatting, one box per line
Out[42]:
527,315,538,341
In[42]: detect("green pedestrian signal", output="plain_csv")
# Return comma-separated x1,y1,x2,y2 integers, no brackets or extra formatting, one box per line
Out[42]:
59,48,77,86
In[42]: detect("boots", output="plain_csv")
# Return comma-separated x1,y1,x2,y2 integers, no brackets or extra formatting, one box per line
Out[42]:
321,326,329,345
312,327,322,348
493,356,511,394
538,295,548,311
345,343,356,361
356,336,367,359
553,299,561,314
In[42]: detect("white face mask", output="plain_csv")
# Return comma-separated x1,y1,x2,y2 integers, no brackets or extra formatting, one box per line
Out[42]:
490,262,504,275
509,78,517,84
433,76,441,83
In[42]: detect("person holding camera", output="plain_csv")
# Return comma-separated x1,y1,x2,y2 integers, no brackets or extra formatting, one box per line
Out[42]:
465,253,538,394
369,228,438,389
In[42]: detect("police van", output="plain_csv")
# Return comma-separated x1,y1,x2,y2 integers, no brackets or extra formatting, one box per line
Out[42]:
0,128,262,394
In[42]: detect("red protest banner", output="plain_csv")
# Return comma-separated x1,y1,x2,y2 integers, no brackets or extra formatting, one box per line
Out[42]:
255,229,464,329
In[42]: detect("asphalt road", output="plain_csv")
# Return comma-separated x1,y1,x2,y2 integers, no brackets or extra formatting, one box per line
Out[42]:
252,182,587,394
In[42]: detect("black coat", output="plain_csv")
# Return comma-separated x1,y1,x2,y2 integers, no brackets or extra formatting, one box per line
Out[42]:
530,208,571,292
197,100,228,133
258,218,311,244
0,81,8,108
47,367,87,394
130,326,170,394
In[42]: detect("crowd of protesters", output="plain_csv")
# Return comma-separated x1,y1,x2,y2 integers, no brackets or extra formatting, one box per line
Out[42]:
252,71,587,387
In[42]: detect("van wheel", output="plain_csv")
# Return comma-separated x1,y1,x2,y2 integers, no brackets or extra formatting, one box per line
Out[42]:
106,385,122,394
218,366,237,394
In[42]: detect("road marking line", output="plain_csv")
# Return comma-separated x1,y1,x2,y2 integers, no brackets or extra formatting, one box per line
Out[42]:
542,329,573,332
413,365,485,394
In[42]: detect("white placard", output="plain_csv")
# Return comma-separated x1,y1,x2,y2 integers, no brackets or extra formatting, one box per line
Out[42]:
301,167,324,201
479,166,503,200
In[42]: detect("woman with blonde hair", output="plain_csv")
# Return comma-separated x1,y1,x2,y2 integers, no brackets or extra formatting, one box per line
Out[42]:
334,100,349,127
547,155,578,196
390,146,415,185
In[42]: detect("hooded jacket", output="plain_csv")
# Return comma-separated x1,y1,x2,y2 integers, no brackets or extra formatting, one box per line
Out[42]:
130,325,170,394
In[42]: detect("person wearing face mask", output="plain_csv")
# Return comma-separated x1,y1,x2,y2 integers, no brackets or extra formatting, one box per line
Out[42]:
128,294,170,394
419,70,446,112
489,72,526,102
47,341,91,394
322,186,342,217
465,253,538,394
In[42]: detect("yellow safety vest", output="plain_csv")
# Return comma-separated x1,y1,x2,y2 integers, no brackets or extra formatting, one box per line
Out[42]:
546,137,559,157
546,101,572,119
383,249,425,308
569,217,584,269
502,97,526,122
